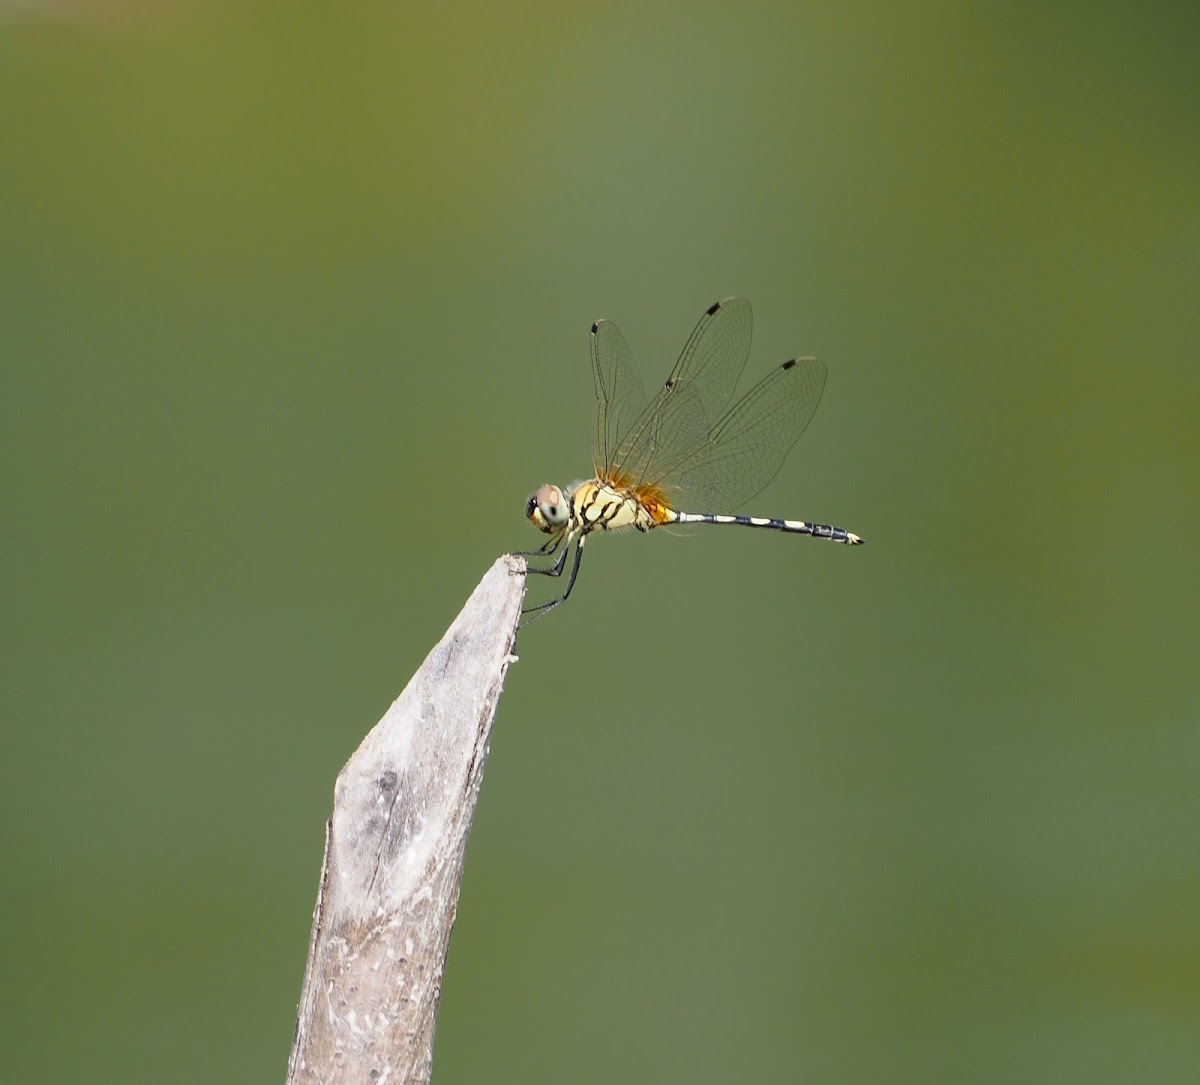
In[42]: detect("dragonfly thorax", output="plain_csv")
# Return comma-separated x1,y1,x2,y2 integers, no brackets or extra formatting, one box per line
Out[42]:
571,480,670,533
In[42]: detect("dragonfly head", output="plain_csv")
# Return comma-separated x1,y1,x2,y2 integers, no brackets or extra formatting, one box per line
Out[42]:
526,484,570,533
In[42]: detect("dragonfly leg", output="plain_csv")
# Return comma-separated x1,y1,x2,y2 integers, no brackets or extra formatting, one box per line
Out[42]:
519,534,586,625
513,533,565,560
519,535,571,577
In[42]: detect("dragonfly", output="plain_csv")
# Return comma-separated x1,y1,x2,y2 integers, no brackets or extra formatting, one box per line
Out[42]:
518,297,863,622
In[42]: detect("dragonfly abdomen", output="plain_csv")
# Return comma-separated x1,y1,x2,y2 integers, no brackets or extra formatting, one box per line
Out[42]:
671,509,864,545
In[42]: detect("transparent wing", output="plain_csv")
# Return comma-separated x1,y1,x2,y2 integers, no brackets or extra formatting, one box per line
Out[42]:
607,297,753,487
667,356,828,511
590,317,649,479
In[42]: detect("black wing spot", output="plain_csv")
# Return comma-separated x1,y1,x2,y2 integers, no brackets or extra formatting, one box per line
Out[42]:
705,300,721,316
590,321,600,335
781,358,797,371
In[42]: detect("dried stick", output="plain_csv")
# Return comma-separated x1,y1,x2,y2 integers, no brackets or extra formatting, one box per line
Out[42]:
286,554,526,1084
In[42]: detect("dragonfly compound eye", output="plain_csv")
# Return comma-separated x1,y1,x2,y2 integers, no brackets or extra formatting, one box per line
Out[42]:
536,484,570,527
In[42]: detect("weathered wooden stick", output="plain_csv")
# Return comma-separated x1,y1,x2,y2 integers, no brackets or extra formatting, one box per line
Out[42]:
286,554,526,1085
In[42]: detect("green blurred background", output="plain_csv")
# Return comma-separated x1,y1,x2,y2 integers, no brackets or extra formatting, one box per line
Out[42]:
3,1,1197,1081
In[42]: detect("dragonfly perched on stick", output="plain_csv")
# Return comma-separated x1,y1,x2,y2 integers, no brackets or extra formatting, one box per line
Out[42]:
518,297,863,622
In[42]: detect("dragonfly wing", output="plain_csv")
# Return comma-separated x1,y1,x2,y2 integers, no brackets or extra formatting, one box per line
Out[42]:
610,297,753,489
590,316,649,480
677,355,828,511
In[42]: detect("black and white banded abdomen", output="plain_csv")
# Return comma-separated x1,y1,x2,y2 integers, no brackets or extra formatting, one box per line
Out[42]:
670,510,864,545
